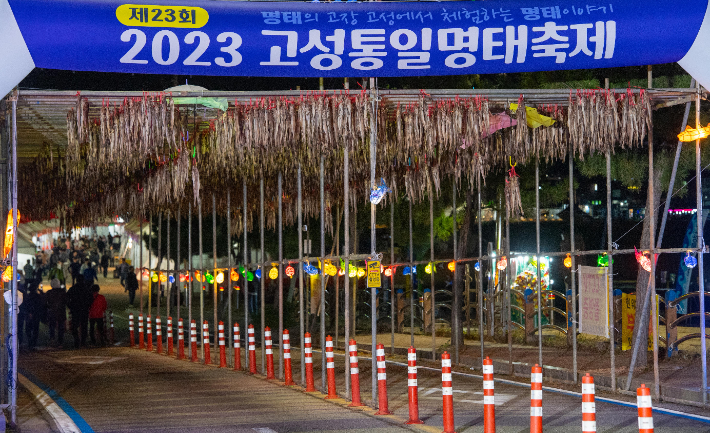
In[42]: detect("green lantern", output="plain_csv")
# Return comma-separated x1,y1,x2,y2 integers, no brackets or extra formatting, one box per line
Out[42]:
597,253,610,267
205,273,214,284
246,271,254,282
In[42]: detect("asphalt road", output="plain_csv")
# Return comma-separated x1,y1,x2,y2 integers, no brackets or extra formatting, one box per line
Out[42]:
18,342,710,433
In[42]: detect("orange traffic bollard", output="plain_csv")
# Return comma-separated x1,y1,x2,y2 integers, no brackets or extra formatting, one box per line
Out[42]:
248,324,257,374
128,313,135,348
530,364,543,433
218,321,227,368
348,339,362,407
177,318,185,359
304,332,316,392
138,314,144,349
582,373,596,433
146,315,153,352
166,317,173,356
637,384,654,433
441,352,455,433
190,319,198,362
155,316,163,354
405,346,423,424
265,327,275,379
325,335,337,399
374,343,391,414
283,330,294,385
202,321,211,365
233,323,241,370
483,357,495,433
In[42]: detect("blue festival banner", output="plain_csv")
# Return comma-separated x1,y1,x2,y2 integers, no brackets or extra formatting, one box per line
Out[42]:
5,0,710,79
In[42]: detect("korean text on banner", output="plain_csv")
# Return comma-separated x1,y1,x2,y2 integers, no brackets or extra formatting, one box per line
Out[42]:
367,260,381,288
578,266,609,338
621,292,659,351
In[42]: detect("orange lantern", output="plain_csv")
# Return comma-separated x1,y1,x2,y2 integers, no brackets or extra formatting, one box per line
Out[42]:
3,209,19,259
384,267,392,277
230,269,239,282
1,266,12,283
285,265,295,278
677,124,710,142
159,272,167,283
447,261,456,272
564,253,572,268
496,256,507,271
635,247,652,273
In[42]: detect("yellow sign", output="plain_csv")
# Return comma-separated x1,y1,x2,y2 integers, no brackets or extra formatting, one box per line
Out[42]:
367,260,381,288
116,5,209,28
621,293,659,351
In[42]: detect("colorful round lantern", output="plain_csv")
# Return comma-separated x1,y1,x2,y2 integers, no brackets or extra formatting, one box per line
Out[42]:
597,253,609,267
496,256,507,271
564,253,572,268
403,266,411,276
634,247,652,273
246,271,254,281
384,267,392,277
474,262,480,272
338,267,345,276
151,272,158,283
349,264,357,278
269,267,279,280
159,272,167,283
216,271,225,284
684,252,698,269
285,265,295,278
205,273,214,284
324,262,337,277
425,263,433,274
168,275,175,284
194,270,202,282
357,268,366,278
255,269,262,279
447,261,456,272
142,269,150,280
1,266,11,283
230,269,239,282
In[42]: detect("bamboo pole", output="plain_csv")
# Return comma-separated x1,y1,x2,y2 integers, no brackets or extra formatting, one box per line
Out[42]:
10,94,17,424
199,198,204,361
227,191,232,364
477,177,484,362
188,201,193,360
149,212,153,317
158,212,162,315
140,218,144,317
177,208,181,326
278,172,284,380
453,179,459,363
320,156,327,392
430,179,435,361
343,150,351,395
649,108,659,399
607,150,616,391
569,141,578,383
695,84,708,405
390,178,395,355
370,79,378,407
298,166,305,385
409,198,414,347
260,177,266,375
243,179,249,372
167,213,170,321
535,154,543,367
213,193,219,355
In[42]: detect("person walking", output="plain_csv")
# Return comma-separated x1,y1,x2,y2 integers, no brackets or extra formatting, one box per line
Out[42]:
67,275,92,348
88,285,107,346
46,278,67,347
100,251,110,279
24,283,45,350
23,259,34,282
125,266,138,306
119,259,129,287
69,258,81,285
83,260,98,284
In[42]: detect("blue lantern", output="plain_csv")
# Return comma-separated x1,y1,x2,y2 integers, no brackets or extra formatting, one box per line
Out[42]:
168,275,175,284
474,261,481,272
255,269,262,279
684,252,698,269
369,178,391,205
403,266,411,275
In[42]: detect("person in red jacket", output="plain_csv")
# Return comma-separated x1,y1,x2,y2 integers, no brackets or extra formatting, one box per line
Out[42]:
88,284,107,346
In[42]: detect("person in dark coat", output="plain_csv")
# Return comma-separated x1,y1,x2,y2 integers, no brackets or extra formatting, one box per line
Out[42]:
100,252,110,278
125,266,138,306
24,283,45,350
46,278,67,346
66,275,92,348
